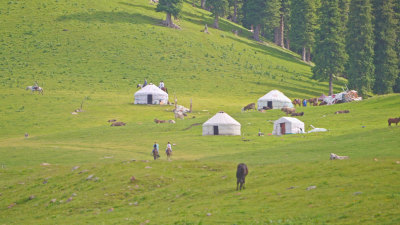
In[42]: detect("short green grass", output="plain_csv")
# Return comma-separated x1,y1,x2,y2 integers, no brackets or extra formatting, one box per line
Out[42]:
1,0,399,224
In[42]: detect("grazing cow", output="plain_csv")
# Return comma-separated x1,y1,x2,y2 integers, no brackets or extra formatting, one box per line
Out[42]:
281,107,296,115
292,99,301,107
242,103,255,112
388,117,400,126
111,122,126,126
154,119,166,124
335,110,350,114
290,112,304,116
236,163,248,191
330,153,349,160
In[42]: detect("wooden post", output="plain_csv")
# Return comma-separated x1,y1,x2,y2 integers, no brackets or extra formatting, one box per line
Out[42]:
204,24,209,34
190,98,192,113
174,95,177,110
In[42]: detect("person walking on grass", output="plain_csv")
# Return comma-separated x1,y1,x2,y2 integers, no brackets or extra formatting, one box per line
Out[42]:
152,141,160,160
165,141,172,160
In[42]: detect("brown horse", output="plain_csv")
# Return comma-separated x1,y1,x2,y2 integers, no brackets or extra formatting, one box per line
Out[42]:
308,98,318,106
166,148,172,160
161,87,168,93
236,163,248,191
292,99,301,107
152,148,160,160
388,117,400,126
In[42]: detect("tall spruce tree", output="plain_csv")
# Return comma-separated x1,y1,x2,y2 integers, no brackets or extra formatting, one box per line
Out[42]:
392,1,400,92
346,0,375,97
243,0,279,42
242,0,266,41
372,0,399,94
312,0,348,95
206,0,228,29
289,0,316,62
275,0,290,47
156,0,183,28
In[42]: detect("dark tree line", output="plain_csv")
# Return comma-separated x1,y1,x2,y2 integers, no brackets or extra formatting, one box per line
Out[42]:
155,0,399,96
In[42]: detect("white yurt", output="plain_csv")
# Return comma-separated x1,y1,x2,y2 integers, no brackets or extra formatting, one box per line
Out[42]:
134,84,168,105
272,117,305,135
257,90,293,110
202,111,241,136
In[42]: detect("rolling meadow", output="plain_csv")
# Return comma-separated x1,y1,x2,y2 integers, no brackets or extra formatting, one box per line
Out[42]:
0,0,399,224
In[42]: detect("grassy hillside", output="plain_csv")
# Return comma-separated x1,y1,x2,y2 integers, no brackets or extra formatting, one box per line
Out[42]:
0,0,399,224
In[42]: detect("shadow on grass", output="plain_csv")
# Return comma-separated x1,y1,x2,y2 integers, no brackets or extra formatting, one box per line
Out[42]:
57,11,157,25
226,35,305,66
118,1,156,12
249,80,327,97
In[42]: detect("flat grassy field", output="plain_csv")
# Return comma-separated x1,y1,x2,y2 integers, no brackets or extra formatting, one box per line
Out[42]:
1,0,399,224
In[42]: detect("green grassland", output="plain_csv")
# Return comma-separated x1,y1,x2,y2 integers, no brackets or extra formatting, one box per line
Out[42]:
1,0,399,224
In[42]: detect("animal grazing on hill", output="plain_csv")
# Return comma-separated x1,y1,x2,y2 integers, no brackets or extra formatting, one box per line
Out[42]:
292,99,301,107
388,117,400,126
330,153,349,160
308,98,318,106
335,110,350,114
154,119,166,124
111,122,126,126
242,103,255,112
26,86,44,94
281,107,296,115
290,112,304,116
236,163,248,191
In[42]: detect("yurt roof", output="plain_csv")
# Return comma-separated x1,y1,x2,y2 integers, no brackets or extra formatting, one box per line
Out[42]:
203,111,241,126
134,84,167,96
275,117,304,124
258,90,291,102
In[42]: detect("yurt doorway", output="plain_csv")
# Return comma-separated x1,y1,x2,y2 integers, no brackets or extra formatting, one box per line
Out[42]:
147,94,153,104
267,101,273,109
213,126,219,135
280,123,286,135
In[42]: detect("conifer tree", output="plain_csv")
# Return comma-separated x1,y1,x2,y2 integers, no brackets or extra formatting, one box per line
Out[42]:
312,0,347,95
206,0,228,29
346,0,375,97
275,0,290,47
289,0,316,62
243,0,280,42
156,0,183,28
372,0,399,94
392,1,400,92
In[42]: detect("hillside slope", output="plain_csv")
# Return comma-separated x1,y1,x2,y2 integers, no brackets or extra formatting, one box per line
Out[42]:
0,0,399,224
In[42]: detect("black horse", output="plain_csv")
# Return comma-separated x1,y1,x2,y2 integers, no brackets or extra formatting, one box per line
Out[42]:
236,163,248,191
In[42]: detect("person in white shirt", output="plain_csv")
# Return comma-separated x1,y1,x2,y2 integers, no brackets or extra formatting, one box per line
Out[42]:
159,81,164,89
